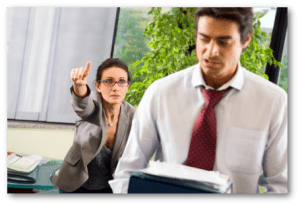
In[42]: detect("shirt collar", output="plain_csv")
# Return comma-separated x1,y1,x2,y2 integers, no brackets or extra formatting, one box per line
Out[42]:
192,62,244,91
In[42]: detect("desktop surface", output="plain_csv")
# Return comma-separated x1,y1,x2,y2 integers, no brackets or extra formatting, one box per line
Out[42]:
7,159,62,193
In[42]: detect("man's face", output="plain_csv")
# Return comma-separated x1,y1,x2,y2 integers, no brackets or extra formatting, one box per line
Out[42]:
196,16,251,81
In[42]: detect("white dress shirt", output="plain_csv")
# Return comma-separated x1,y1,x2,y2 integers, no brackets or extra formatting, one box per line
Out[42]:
109,62,287,193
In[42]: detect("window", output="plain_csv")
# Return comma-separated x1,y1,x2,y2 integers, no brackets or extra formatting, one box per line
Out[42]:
254,8,288,92
112,7,173,106
253,8,276,71
278,31,288,93
7,7,118,123
112,7,153,85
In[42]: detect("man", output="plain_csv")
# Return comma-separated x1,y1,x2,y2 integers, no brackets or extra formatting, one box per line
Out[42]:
109,8,287,193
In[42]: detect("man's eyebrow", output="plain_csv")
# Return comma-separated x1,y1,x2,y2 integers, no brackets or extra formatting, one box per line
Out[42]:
198,32,233,40
104,76,126,79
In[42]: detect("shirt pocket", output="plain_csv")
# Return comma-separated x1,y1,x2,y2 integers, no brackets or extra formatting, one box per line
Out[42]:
225,126,267,174
64,143,81,166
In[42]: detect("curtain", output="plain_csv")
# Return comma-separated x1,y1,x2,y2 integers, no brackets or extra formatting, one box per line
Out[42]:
7,7,118,123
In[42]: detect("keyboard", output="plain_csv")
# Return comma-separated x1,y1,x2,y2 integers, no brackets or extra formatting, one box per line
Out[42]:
8,154,41,173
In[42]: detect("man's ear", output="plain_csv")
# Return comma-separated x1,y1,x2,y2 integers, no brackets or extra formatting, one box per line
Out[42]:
242,33,252,51
95,81,101,93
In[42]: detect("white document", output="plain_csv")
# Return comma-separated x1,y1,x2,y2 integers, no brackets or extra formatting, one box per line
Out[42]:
7,154,43,173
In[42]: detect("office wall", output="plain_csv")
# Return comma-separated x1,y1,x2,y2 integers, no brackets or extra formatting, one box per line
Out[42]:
7,127,74,160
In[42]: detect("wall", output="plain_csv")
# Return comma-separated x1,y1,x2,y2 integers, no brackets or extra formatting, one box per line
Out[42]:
7,121,74,160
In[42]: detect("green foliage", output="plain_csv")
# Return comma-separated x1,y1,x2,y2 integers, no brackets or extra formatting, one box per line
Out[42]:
125,8,198,106
278,54,288,93
240,8,282,79
125,7,282,107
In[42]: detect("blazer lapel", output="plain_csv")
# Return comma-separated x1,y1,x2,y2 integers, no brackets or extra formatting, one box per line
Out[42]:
110,102,129,171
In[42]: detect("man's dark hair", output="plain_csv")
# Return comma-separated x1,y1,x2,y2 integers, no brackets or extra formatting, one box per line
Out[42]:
96,58,131,82
194,8,254,44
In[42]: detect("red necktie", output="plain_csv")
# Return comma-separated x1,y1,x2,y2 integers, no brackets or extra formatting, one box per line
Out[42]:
186,87,229,171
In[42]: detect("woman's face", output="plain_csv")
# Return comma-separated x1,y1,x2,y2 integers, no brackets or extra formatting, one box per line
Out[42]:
95,67,129,106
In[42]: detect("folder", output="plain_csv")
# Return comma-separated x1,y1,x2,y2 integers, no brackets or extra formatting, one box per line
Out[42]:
127,161,232,193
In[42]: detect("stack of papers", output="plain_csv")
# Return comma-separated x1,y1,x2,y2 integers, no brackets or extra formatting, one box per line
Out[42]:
137,161,232,193
7,154,43,173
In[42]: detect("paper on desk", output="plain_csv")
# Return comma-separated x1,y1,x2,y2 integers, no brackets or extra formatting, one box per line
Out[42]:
25,155,50,164
40,159,51,164
140,161,229,187
7,153,50,164
27,155,43,161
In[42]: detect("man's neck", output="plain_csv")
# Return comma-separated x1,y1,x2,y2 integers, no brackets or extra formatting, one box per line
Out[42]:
202,66,238,89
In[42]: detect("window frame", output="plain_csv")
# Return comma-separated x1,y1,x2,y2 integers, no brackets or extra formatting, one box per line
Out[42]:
264,7,288,84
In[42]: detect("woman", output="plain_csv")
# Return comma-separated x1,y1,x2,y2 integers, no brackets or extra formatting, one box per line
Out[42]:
55,58,136,193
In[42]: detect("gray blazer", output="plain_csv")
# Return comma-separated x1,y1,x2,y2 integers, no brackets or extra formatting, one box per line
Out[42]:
55,86,136,192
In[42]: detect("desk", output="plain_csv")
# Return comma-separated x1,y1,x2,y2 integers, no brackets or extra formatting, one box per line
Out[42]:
7,158,62,193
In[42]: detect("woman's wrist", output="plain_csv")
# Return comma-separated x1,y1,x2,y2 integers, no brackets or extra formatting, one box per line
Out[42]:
73,82,88,98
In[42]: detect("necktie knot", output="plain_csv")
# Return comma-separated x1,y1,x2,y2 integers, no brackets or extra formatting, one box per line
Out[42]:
202,87,229,108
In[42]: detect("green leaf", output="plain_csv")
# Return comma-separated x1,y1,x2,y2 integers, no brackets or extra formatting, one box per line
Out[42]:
254,9,270,19
133,60,141,66
262,74,269,80
260,54,266,62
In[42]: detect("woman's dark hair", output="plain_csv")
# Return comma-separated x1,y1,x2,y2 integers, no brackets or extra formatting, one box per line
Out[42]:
96,58,131,82
194,8,254,44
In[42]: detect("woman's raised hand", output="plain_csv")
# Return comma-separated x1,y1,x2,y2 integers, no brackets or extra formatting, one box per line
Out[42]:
71,62,91,98
71,62,91,86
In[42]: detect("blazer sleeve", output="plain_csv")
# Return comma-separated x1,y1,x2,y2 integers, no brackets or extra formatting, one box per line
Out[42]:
70,85,96,120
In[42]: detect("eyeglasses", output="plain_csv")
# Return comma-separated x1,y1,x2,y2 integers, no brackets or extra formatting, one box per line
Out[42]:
98,79,130,87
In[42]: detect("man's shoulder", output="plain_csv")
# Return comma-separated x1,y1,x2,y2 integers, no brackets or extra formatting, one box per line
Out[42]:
242,68,287,99
150,64,196,89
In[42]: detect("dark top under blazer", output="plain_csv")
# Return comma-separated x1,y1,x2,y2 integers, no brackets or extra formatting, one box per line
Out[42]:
55,86,136,192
